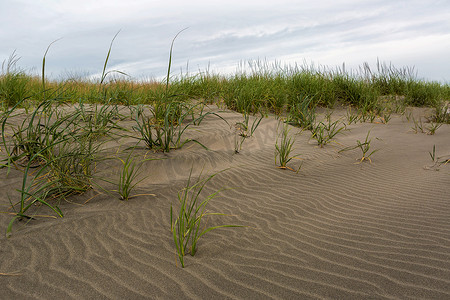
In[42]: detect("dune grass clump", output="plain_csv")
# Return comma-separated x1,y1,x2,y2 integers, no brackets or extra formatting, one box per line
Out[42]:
429,101,450,124
112,148,158,201
339,131,379,163
5,129,102,237
132,101,218,152
116,151,142,200
46,135,99,190
310,113,345,147
74,100,125,138
345,106,360,125
1,98,80,170
275,121,301,172
1,99,105,237
131,29,228,153
170,169,242,268
1,40,113,236
234,110,263,153
286,94,316,130
0,51,31,109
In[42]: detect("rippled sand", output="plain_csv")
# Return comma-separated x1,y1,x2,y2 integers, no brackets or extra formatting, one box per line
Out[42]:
1,106,449,299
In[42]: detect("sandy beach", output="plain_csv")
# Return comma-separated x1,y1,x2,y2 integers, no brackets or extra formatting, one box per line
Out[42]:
1,106,449,299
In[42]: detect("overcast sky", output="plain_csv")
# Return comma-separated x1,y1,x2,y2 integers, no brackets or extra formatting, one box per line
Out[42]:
1,0,449,82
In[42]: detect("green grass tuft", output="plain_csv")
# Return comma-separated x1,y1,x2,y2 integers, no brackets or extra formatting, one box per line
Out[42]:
170,168,242,267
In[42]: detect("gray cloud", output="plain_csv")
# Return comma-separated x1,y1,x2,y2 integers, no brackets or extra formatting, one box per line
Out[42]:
1,0,449,82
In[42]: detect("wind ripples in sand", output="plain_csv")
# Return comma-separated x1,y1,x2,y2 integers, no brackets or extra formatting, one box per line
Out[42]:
1,108,449,299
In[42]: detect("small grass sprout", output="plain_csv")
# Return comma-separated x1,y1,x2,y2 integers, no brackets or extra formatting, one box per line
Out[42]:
117,151,142,200
367,111,377,123
275,122,301,172
411,115,425,134
234,111,263,153
426,122,442,135
429,144,437,163
345,106,360,125
234,132,245,154
310,114,345,147
114,149,157,200
428,145,450,167
411,114,442,135
236,111,263,138
339,131,379,163
379,111,392,124
170,168,242,268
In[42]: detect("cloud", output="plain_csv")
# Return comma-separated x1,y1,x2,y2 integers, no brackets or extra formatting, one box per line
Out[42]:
1,0,449,81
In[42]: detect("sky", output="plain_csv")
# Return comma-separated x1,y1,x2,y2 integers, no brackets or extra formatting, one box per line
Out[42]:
1,0,450,82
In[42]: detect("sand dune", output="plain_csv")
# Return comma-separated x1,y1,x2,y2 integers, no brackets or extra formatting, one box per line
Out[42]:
1,106,449,299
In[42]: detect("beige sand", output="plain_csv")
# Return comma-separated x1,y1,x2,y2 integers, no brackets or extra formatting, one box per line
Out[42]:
1,106,449,299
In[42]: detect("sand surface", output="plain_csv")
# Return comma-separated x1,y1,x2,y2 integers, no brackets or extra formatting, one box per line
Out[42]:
1,106,449,299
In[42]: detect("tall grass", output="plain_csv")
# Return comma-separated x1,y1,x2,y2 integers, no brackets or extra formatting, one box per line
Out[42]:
286,94,316,130
132,101,215,152
0,51,31,109
1,37,125,237
1,95,108,237
2,55,449,115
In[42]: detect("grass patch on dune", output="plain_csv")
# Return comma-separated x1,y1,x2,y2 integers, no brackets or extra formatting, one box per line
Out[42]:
275,121,301,172
2,51,449,119
170,168,242,268
339,131,379,163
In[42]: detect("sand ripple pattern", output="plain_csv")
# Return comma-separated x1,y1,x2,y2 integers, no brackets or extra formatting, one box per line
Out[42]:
1,110,450,299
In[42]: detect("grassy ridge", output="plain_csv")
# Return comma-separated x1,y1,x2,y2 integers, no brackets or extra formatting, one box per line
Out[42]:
1,55,449,113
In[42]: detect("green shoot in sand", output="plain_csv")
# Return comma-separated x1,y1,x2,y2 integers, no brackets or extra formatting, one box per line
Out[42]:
170,168,242,268
339,131,379,163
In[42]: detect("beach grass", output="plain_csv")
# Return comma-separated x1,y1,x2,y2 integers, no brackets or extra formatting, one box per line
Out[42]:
2,55,449,118
275,121,300,171
310,112,345,147
115,149,144,201
339,131,379,163
234,111,263,153
170,168,242,268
